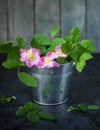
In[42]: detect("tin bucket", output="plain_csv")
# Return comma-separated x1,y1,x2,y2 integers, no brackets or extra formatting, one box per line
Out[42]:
29,63,74,105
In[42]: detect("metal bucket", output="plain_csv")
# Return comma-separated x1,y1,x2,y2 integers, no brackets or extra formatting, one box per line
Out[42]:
29,63,74,105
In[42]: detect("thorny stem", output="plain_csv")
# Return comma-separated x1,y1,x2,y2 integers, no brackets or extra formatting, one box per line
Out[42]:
17,66,20,74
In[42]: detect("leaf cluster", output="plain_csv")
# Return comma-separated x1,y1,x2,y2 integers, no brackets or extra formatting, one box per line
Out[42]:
0,95,16,104
16,101,55,124
67,104,100,112
61,27,95,72
31,27,65,55
0,40,37,87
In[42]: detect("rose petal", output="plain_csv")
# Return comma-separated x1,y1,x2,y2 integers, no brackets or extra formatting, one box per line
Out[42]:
46,61,60,68
55,45,67,58
45,52,56,60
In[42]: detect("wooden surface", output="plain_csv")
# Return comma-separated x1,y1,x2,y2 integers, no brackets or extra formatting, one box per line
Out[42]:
35,0,60,36
0,0,7,41
8,0,34,45
0,0,100,52
61,0,86,39
87,0,100,53
0,53,100,130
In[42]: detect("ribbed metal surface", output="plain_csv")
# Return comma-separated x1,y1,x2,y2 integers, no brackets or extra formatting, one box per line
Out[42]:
29,63,74,105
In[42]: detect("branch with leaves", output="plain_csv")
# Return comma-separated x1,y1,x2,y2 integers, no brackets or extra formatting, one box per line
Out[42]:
0,95,16,104
16,102,55,124
67,104,100,112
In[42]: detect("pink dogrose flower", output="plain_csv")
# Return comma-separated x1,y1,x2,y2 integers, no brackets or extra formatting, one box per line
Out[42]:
54,45,67,58
38,52,60,68
20,47,42,68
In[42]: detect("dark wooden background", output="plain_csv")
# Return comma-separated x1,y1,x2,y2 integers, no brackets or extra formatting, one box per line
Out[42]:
0,0,100,52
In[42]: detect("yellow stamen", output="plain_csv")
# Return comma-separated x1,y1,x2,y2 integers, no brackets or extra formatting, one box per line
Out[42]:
44,58,51,64
27,53,35,60
56,51,62,56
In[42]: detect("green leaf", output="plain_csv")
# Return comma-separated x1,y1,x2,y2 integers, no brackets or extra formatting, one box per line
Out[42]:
0,95,16,104
81,40,95,52
6,97,13,102
18,72,37,87
61,42,73,54
0,40,4,44
75,52,93,72
67,106,79,112
2,46,20,69
31,34,50,46
16,106,26,116
27,111,40,123
70,26,80,43
0,95,7,104
19,62,26,67
80,53,93,61
76,60,86,72
2,59,19,69
63,36,71,43
51,38,65,47
16,37,26,48
7,46,20,59
0,41,12,53
69,48,80,62
16,102,40,117
31,41,47,55
48,38,65,51
68,104,100,112
24,102,40,112
56,57,66,64
68,104,87,112
50,27,60,38
31,34,50,55
38,112,55,121
87,105,100,110
32,103,41,111
16,101,56,124
77,104,87,111
24,101,34,111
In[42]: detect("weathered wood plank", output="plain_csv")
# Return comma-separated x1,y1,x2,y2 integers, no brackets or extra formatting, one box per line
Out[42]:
8,0,34,46
87,0,100,52
0,0,7,40
61,0,86,39
35,0,60,36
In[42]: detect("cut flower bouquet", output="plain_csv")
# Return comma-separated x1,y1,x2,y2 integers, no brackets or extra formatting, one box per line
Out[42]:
0,26,95,87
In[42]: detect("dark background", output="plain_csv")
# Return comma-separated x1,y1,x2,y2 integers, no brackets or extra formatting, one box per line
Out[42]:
0,0,100,130
0,53,100,130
